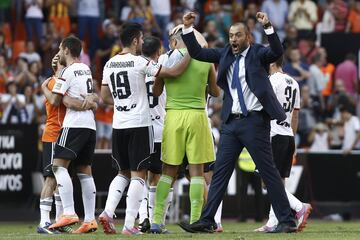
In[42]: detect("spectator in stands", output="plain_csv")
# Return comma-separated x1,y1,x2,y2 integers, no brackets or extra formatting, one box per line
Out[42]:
42,22,62,77
316,1,335,35
128,0,146,24
283,48,310,88
246,16,262,44
24,84,41,124
244,2,259,20
319,47,336,109
346,0,360,33
327,118,344,149
261,0,288,41
204,0,232,42
24,0,44,44
150,0,171,44
46,0,71,38
0,32,11,59
298,85,316,147
19,41,41,66
335,53,358,95
282,24,299,50
340,105,360,154
0,54,10,93
95,103,113,149
298,32,320,64
308,53,327,117
330,0,348,32
96,20,117,69
77,0,102,59
13,58,37,93
308,122,330,152
0,81,27,124
202,20,225,47
327,80,357,118
288,0,318,39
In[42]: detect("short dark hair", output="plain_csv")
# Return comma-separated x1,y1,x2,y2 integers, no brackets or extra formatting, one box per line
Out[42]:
120,23,143,47
61,35,82,58
231,22,250,34
274,55,284,67
142,36,161,58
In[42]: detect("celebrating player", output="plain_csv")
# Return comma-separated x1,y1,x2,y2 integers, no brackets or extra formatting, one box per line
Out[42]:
150,26,216,233
99,23,190,235
255,56,312,232
38,54,97,234
48,36,99,234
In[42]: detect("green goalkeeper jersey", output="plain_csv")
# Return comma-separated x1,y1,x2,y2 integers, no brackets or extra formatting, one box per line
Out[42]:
164,48,211,110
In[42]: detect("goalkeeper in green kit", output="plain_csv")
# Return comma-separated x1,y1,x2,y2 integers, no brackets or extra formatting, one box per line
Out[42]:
147,25,219,233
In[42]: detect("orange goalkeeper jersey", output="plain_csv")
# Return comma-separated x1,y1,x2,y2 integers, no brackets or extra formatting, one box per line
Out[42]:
42,77,66,142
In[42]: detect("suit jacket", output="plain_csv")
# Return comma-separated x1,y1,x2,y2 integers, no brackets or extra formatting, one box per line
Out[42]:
182,30,286,123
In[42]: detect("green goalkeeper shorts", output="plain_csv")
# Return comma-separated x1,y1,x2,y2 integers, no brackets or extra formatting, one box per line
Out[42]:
161,109,215,166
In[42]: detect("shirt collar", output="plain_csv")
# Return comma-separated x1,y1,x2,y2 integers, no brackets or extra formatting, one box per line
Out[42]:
240,45,250,58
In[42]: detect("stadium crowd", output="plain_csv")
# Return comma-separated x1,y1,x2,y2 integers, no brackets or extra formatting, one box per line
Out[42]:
0,0,359,151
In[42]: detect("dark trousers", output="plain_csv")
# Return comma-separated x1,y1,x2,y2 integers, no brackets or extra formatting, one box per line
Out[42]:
237,169,263,222
25,17,43,43
78,16,100,59
200,111,294,224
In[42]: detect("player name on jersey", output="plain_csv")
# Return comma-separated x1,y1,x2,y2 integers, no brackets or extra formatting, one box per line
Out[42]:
107,61,135,68
74,69,92,76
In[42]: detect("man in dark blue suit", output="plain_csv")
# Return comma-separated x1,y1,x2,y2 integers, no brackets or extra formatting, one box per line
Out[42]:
179,12,297,233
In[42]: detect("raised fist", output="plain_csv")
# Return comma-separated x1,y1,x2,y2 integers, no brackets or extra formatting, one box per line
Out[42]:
256,12,270,26
183,12,196,28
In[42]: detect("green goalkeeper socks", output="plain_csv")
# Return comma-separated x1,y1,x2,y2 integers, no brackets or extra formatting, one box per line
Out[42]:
189,176,205,224
152,175,173,224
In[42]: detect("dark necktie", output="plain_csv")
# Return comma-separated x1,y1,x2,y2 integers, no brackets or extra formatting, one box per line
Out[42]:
231,55,248,116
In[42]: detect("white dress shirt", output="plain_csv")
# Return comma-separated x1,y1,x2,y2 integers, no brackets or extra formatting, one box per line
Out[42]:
226,46,263,114
182,26,276,114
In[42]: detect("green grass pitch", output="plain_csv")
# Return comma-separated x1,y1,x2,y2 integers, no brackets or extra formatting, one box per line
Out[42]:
0,221,359,240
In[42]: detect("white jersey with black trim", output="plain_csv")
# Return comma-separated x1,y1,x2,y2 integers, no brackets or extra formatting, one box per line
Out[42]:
102,53,152,129
52,62,96,130
270,72,300,137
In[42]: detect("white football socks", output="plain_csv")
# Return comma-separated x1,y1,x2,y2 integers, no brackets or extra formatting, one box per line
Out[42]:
39,197,52,227
124,177,145,229
214,200,223,225
104,174,130,217
267,188,304,227
53,166,75,215
285,188,303,212
138,185,149,223
78,173,96,222
148,186,156,223
54,193,63,222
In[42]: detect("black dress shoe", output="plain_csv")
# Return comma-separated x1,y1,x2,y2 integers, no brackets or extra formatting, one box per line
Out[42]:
178,220,215,233
266,222,297,233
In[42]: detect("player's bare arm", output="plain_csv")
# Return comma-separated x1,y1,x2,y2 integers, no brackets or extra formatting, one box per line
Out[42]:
291,109,299,135
208,64,220,97
100,85,114,105
156,53,191,78
153,77,164,97
41,78,62,106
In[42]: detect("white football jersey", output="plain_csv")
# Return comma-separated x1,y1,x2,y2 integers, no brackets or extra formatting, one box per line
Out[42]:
52,62,96,130
102,53,152,129
270,72,300,137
